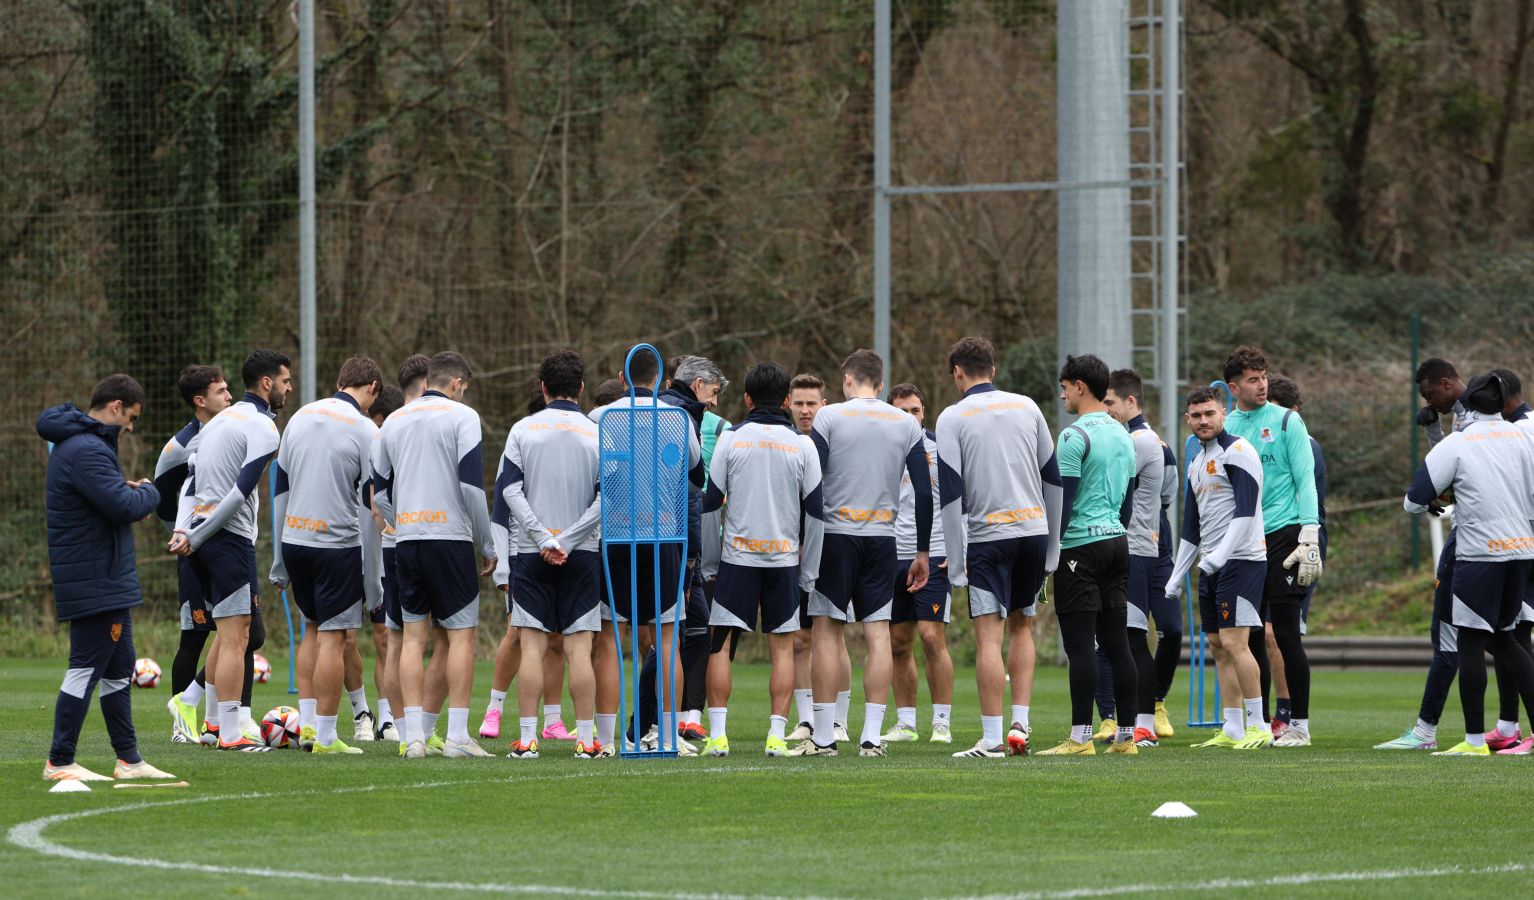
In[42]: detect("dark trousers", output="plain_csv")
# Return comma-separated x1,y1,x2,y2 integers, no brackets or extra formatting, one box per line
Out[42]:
50,609,141,766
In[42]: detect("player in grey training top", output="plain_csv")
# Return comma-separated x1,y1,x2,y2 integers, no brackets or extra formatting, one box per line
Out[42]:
372,351,496,759
800,349,931,757
169,349,292,752
269,357,385,755
935,337,1062,759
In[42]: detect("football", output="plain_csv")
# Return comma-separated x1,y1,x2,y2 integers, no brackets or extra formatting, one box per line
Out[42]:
252,653,272,684
261,705,301,748
132,658,161,689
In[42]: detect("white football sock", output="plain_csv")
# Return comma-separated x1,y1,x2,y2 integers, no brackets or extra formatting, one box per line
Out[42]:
685,709,701,726
1413,718,1437,740
835,690,851,725
520,717,537,744
487,689,507,715
422,710,440,737
981,715,1003,748
1070,724,1093,744
377,698,394,724
1222,708,1244,740
404,706,424,744
181,680,204,706
896,706,917,729
794,689,813,724
708,707,728,738
577,719,594,746
1290,717,1309,735
860,704,886,745
932,703,952,725
348,687,369,717
1117,725,1134,743
812,702,835,745
298,698,318,731
544,704,562,727
446,707,469,742
1011,705,1030,731
204,682,219,722
596,713,617,747
1136,714,1156,732
1466,732,1487,748
218,700,241,742
1497,719,1519,738
1243,698,1264,730
769,715,787,740
317,715,338,746
240,706,254,727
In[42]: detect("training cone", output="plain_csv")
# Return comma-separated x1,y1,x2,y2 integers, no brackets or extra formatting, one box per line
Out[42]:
1151,801,1197,818
49,780,91,794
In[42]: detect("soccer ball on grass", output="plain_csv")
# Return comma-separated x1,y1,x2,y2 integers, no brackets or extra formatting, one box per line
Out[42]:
261,706,301,748
252,653,272,684
132,658,161,689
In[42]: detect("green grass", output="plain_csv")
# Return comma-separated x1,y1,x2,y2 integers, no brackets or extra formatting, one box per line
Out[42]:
1,658,1528,898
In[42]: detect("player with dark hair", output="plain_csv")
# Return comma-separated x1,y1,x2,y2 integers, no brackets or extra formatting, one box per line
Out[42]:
365,384,405,742
938,337,1062,758
593,378,626,408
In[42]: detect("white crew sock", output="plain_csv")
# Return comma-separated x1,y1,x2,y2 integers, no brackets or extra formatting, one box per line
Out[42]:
933,703,952,725
205,682,219,723
835,690,851,725
1243,698,1264,730
685,709,702,726
769,715,787,740
240,706,254,728
317,715,338,746
1136,714,1156,732
708,707,728,738
446,707,469,742
298,698,318,731
218,700,241,743
596,713,617,747
1413,718,1437,741
348,687,369,717
896,706,917,729
377,698,394,725
1466,732,1487,748
860,703,886,745
487,689,507,715
1497,719,1520,738
981,715,1003,748
544,703,562,727
1070,724,1093,744
181,680,204,706
520,717,538,744
1222,708,1244,740
1117,725,1134,743
422,710,440,737
1011,705,1030,731
1290,717,1309,735
812,702,835,745
794,689,814,724
404,706,424,744
577,719,595,746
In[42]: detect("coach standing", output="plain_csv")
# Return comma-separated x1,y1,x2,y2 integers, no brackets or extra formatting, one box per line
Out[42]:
38,375,176,783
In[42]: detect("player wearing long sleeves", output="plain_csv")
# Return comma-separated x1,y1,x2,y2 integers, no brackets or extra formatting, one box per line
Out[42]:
1222,346,1319,745
797,349,932,757
372,352,496,759
1490,373,1534,753
1162,386,1272,751
936,337,1062,759
702,362,824,758
268,358,384,755
168,350,292,753
1404,372,1534,757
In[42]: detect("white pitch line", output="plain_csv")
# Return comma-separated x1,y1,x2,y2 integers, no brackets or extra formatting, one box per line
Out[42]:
967,861,1534,899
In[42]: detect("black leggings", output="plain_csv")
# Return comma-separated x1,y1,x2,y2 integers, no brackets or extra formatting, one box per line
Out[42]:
1059,608,1136,728
1495,622,1534,723
192,606,266,706
1129,628,1157,721
1267,604,1309,719
1459,626,1534,736
1154,627,1182,701
171,628,210,694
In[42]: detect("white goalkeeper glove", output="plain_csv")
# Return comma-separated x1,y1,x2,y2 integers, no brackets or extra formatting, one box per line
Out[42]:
1283,524,1322,587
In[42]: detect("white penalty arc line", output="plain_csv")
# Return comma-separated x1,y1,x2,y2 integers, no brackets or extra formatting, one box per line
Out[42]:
971,861,1534,899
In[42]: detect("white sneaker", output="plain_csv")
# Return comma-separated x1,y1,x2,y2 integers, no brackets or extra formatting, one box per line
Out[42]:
786,739,838,757
597,742,617,758
640,725,658,751
377,721,401,743
404,740,427,759
1274,727,1312,747
353,711,376,742
443,737,493,758
43,762,114,782
787,721,813,741
881,723,919,742
113,759,176,779
834,722,850,743
951,740,1004,759
240,719,262,743
676,738,699,757
930,722,953,743
858,740,887,757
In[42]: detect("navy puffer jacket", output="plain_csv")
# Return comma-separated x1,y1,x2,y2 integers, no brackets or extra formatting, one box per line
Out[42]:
38,404,160,621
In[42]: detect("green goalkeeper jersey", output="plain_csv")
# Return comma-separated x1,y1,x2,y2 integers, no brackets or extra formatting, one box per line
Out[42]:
1224,401,1319,534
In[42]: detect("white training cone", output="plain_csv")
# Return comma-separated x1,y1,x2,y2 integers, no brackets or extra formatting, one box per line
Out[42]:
49,780,91,794
1152,801,1196,818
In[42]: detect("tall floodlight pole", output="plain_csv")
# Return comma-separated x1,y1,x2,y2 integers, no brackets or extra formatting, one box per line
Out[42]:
873,0,892,371
1160,0,1181,456
298,0,317,406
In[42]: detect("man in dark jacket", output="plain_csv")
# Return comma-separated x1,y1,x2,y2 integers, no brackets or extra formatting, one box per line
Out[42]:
39,374,176,783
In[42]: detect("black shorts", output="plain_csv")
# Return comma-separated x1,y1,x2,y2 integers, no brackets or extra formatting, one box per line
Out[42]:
602,542,683,625
177,556,215,632
381,546,401,631
799,590,812,629
892,557,951,624
1198,559,1265,633
809,533,898,623
395,539,480,630
513,550,601,634
1263,524,1309,605
710,561,800,634
187,529,258,622
1054,537,1129,615
1451,559,1533,633
966,535,1048,618
284,542,364,631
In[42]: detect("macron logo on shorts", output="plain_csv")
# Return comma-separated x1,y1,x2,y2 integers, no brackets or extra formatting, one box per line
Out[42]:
1067,559,1078,573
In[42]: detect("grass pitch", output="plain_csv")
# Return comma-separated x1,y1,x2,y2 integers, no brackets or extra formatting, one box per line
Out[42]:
1,658,1528,898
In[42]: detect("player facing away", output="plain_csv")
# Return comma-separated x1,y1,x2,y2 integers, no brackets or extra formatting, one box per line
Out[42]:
168,350,292,752
882,382,956,745
499,350,605,759
1036,355,1139,757
270,357,385,756
1098,368,1180,742
1406,373,1534,757
1376,357,1471,751
365,384,406,743
703,362,826,757
1491,369,1534,754
795,350,931,757
1164,387,1273,750
373,351,498,759
937,337,1063,759
1222,346,1322,746
157,366,233,744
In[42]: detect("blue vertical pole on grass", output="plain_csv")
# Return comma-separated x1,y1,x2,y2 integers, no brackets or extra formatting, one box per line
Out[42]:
599,343,689,758
269,465,298,694
1183,379,1232,728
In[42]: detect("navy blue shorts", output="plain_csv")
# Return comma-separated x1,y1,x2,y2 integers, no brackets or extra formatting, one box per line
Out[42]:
966,535,1048,618
891,557,951,624
283,542,364,631
1451,559,1533,633
1130,553,1182,634
1198,559,1265,633
187,529,259,622
395,539,480,630
809,533,898,623
602,542,683,625
381,546,401,631
177,556,214,632
513,550,601,634
710,561,800,634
